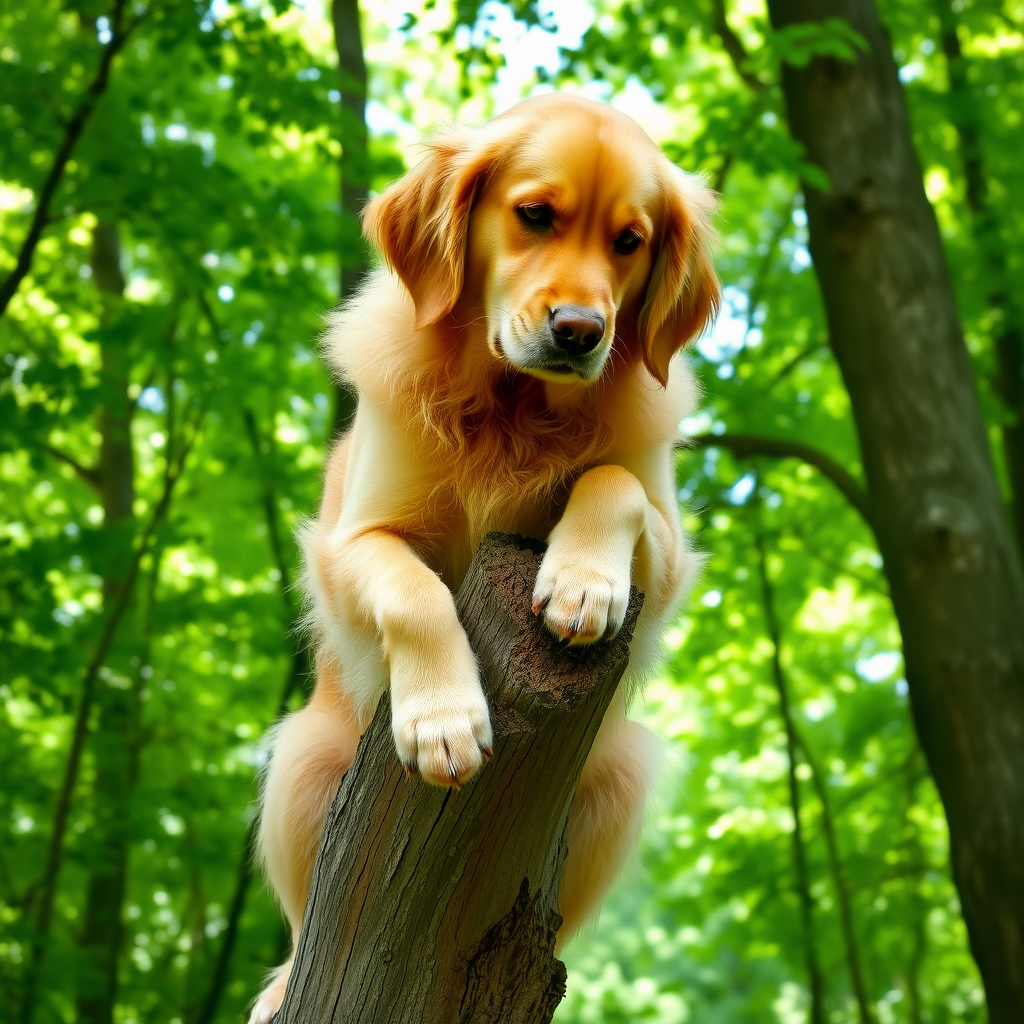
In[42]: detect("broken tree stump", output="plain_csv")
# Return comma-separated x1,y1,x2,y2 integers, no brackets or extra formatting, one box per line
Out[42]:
276,532,644,1024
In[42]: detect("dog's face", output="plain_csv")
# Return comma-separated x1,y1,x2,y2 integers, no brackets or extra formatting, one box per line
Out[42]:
363,94,719,386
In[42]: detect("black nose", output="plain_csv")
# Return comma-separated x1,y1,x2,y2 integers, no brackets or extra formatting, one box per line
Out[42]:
549,306,606,355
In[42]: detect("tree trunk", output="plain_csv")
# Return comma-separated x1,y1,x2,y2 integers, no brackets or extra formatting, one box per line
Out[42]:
75,220,139,1024
276,533,643,1024
764,1,1024,1018
330,0,368,434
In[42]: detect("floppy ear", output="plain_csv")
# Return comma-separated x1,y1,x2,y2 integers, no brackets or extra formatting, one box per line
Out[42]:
638,167,721,385
361,126,499,330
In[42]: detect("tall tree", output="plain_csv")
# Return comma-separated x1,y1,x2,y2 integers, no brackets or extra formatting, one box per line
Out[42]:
764,0,1024,1017
330,0,368,434
74,220,138,1024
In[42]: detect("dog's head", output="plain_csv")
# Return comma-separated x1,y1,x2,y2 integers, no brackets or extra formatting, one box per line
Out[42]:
363,93,719,386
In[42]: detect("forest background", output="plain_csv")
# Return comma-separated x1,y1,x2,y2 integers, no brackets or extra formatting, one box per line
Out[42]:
2,0,1023,1022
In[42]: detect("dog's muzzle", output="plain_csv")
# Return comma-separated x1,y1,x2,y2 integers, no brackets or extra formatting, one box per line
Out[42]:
533,305,608,379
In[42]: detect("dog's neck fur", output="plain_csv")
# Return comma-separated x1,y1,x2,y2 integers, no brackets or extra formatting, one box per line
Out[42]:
415,314,618,508
325,269,682,530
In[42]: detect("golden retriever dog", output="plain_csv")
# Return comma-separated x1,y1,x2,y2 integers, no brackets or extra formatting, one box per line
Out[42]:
249,92,719,1022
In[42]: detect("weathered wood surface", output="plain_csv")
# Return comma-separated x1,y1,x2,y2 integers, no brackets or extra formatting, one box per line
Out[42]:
276,532,643,1024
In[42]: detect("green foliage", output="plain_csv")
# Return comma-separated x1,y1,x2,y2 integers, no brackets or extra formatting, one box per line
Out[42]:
767,19,868,67
2,0,1019,1021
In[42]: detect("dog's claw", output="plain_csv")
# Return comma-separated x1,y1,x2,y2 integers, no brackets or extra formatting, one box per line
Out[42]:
403,759,418,778
480,744,493,761
444,743,462,789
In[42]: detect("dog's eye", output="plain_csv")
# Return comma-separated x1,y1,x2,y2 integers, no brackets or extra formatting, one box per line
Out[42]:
517,204,554,229
614,229,642,255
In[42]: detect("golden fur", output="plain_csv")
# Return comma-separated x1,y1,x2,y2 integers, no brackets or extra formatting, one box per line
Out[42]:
250,93,719,1022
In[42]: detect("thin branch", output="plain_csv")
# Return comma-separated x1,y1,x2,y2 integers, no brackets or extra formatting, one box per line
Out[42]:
728,197,797,378
711,0,767,95
901,763,927,1024
758,340,828,395
0,0,142,318
831,748,923,818
686,431,873,530
795,730,875,1024
189,643,311,1024
710,106,761,194
189,406,315,1024
241,409,297,615
743,197,795,340
848,862,930,894
127,365,159,419
37,443,101,488
753,505,826,1024
788,528,889,596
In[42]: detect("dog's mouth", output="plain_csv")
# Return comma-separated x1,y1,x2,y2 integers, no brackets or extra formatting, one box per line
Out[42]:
493,322,606,383
521,360,600,385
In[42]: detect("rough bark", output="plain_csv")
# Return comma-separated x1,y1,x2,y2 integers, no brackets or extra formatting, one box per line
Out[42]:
764,0,1024,1018
330,0,367,434
276,533,643,1024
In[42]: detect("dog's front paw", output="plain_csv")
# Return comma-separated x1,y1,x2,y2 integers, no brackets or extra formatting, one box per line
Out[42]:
532,550,631,645
392,692,493,788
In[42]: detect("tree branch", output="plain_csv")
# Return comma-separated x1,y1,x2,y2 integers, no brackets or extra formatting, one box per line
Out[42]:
758,339,828,395
188,407,315,1024
711,0,767,95
710,106,761,194
753,513,826,1024
189,646,311,1024
38,442,101,489
794,730,875,1024
0,0,140,319
686,431,873,530
241,408,298,616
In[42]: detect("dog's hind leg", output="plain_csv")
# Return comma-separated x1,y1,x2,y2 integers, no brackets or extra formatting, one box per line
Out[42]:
249,672,360,1024
556,714,657,950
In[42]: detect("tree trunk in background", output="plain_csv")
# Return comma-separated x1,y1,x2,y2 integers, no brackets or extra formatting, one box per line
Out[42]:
764,0,1024,1018
277,534,643,1024
935,0,1024,561
330,0,368,435
75,221,139,1024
